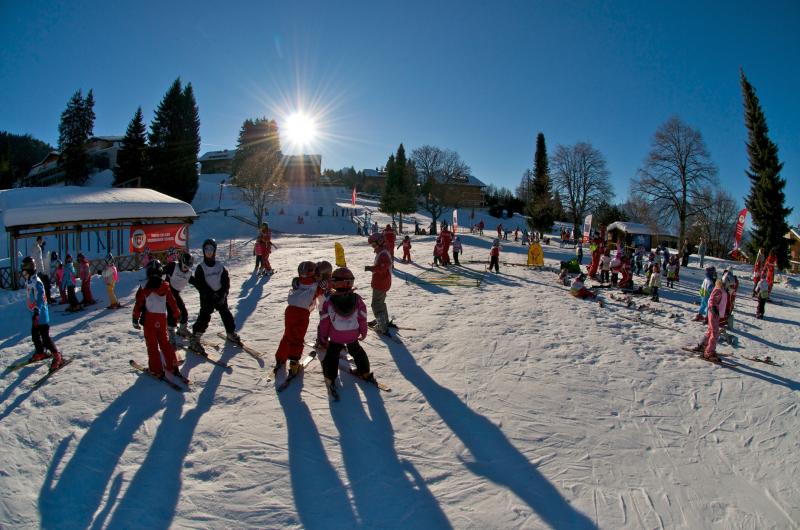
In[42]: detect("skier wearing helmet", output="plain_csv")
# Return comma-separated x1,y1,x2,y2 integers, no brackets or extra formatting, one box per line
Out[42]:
317,267,373,400
165,251,195,342
132,260,183,380
382,224,396,262
62,254,81,312
20,256,65,372
365,232,392,334
190,239,239,352
273,261,323,378
102,253,121,309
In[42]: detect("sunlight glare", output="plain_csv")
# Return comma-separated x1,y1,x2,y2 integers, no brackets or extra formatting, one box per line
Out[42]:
284,112,317,147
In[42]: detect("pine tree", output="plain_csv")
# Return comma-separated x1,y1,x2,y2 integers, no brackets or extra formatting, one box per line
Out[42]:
148,78,200,202
58,89,94,185
379,154,397,216
392,143,416,232
527,133,555,235
741,70,792,268
114,107,148,187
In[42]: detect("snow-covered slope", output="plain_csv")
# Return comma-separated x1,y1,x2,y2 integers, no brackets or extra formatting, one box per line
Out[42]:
1,179,798,529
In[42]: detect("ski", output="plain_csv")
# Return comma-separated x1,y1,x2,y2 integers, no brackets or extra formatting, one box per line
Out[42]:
346,368,391,391
388,322,416,331
216,331,265,359
182,346,232,370
367,324,403,344
5,354,52,373
129,360,185,391
276,352,318,392
32,358,74,388
742,355,781,366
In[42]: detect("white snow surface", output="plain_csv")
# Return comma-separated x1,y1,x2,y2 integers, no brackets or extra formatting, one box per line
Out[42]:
0,186,196,229
1,179,799,529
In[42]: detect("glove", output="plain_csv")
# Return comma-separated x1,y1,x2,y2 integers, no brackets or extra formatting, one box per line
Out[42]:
33,308,39,327
132,318,141,330
364,266,373,272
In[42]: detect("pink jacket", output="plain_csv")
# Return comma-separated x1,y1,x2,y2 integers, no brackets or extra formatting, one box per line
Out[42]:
318,294,368,345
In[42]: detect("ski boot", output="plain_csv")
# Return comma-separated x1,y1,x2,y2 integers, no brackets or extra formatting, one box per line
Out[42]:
168,327,177,346
325,377,339,400
177,322,191,338
272,361,285,376
226,331,242,345
689,344,704,353
288,360,301,377
189,333,205,354
30,352,51,363
357,371,377,384
49,351,64,373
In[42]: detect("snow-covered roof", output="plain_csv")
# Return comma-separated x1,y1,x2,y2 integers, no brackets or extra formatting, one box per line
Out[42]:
199,150,235,162
786,227,800,241
0,187,197,230
606,221,654,235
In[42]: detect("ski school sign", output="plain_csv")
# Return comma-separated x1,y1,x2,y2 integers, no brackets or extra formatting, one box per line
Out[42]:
129,224,189,253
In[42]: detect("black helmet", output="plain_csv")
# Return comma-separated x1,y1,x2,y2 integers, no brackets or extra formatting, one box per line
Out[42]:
202,238,217,255
330,267,355,293
21,256,36,277
180,251,194,267
50,251,59,261
147,259,164,279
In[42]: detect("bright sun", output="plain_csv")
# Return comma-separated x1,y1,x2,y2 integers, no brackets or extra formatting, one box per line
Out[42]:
284,112,317,147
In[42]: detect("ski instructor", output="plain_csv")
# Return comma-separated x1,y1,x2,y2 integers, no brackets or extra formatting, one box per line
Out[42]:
189,239,240,352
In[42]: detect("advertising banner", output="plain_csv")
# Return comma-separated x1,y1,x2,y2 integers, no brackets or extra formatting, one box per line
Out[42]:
452,209,459,233
582,214,593,243
733,207,748,250
129,224,189,253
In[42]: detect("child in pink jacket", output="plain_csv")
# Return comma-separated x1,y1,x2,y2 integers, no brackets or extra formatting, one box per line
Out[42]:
317,267,372,398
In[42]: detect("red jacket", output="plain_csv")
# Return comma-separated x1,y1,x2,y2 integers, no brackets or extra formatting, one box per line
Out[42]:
490,246,500,258
383,227,396,248
371,248,392,292
133,279,180,322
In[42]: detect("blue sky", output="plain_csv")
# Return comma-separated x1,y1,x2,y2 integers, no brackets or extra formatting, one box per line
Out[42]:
1,0,797,223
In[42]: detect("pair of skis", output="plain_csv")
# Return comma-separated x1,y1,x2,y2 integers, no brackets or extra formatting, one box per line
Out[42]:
4,354,73,389
129,360,191,392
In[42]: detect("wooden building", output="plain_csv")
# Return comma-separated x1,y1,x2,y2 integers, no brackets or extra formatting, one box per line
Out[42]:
199,150,235,174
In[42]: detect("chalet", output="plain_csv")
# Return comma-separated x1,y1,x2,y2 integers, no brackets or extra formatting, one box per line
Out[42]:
23,136,124,187
199,149,235,174
786,227,800,273
283,154,321,186
363,169,486,207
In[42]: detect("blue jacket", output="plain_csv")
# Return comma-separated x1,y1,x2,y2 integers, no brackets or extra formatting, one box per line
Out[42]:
26,275,50,325
62,262,77,289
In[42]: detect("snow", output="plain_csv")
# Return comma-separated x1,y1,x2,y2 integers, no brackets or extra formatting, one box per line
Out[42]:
1,177,799,528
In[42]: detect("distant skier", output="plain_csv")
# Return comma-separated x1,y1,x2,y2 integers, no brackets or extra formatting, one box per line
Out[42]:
762,248,777,294
694,266,716,321
751,247,765,297
754,276,769,319
21,256,64,372
433,237,444,267
32,236,54,303
452,236,462,265
259,223,278,275
77,253,97,305
132,260,182,379
439,222,453,265
489,239,501,273
383,224,397,262
398,235,412,263
317,267,373,398
165,251,195,343
54,259,67,304
666,255,679,288
102,253,121,309
599,249,611,284
62,254,81,312
570,273,597,300
365,233,392,334
649,263,661,302
189,239,240,352
273,261,322,377
690,279,727,362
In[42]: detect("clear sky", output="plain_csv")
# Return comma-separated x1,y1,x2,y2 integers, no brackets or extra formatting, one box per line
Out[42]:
1,0,797,223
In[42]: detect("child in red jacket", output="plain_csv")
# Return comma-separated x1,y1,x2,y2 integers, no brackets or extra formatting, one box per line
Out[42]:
398,235,412,263
132,260,182,379
489,239,501,273
366,233,392,334
273,261,322,377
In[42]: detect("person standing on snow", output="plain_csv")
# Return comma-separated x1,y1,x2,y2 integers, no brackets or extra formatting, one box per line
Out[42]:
21,257,64,372
102,253,121,309
165,251,195,344
365,233,392,334
259,223,278,275
489,239,501,273
132,260,182,380
383,224,397,262
32,236,54,303
272,261,323,378
317,267,373,399
398,235,412,263
452,236,463,265
754,276,770,319
690,279,728,362
440,222,453,266
694,266,716,321
77,253,97,305
189,239,240,352
62,254,81,312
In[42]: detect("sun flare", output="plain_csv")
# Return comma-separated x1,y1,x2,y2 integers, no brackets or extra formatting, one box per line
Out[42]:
284,112,317,147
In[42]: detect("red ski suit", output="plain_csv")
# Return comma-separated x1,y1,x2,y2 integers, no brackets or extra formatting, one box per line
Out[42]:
274,277,322,364
440,228,453,265
701,285,727,357
399,239,412,262
132,279,181,375
383,227,396,260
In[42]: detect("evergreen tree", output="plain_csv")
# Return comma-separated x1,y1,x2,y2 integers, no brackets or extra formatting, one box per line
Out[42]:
392,143,416,232
379,154,397,215
148,78,200,202
741,70,792,268
527,132,555,235
0,131,53,188
58,89,94,185
114,107,148,187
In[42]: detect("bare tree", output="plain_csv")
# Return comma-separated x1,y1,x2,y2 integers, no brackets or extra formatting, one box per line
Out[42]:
411,145,470,235
516,168,534,202
550,142,614,236
631,116,718,245
689,188,739,258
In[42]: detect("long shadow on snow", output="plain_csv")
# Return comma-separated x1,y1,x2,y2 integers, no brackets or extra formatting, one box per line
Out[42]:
710,358,800,392
385,341,597,529
277,377,359,530
38,378,178,529
235,273,266,330
393,267,452,295
730,327,800,353
330,375,452,529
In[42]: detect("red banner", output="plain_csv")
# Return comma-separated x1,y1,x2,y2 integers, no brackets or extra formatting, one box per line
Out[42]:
351,186,357,206
129,224,189,253
733,207,748,249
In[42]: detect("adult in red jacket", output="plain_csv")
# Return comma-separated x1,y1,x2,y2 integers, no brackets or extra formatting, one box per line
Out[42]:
382,224,396,261
762,249,777,294
440,222,453,266
366,233,392,334
132,260,181,378
587,235,604,279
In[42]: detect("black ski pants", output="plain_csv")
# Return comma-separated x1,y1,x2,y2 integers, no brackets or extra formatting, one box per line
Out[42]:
32,323,57,355
193,296,235,335
322,340,369,381
168,287,189,327
489,255,500,273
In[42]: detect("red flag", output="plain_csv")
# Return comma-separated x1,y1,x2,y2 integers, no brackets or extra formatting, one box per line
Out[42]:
351,186,357,206
733,207,748,249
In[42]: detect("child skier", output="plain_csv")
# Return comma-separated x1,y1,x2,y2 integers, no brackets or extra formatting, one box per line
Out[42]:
489,239,501,273
317,267,372,399
189,239,240,352
273,261,322,377
690,279,727,361
62,254,81,312
383,224,397,262
398,235,412,263
366,233,392,334
695,266,716,321
649,263,661,301
21,257,64,372
570,273,597,300
666,255,679,288
254,236,265,275
165,251,195,343
754,276,769,319
452,236,463,265
439,222,452,266
132,260,182,379
259,223,278,275
599,249,611,284
77,253,97,305
433,237,444,267
102,253,121,309
54,260,67,304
